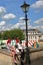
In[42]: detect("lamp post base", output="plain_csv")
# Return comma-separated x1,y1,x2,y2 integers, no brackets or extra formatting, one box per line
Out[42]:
25,46,31,65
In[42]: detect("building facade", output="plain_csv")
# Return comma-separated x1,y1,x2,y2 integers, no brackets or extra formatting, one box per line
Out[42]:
23,29,43,42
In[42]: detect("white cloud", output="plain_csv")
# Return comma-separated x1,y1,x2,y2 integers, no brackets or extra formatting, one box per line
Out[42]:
2,13,16,20
1,26,5,31
10,23,20,29
33,18,43,31
0,7,6,13
13,23,19,29
0,21,6,26
0,7,6,17
19,17,30,26
19,24,31,30
0,18,43,32
18,17,31,30
0,22,19,31
0,24,13,31
34,18,43,25
35,26,43,31
33,26,40,29
28,25,33,29
28,26,43,32
41,26,43,29
19,17,25,20
31,1,43,9
9,17,30,30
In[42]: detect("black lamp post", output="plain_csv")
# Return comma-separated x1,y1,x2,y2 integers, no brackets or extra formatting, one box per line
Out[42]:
20,1,31,65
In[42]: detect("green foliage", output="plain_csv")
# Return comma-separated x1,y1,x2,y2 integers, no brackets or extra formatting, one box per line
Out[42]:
0,33,2,39
1,29,25,40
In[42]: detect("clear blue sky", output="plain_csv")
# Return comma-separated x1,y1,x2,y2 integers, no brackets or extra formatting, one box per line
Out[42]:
0,0,43,32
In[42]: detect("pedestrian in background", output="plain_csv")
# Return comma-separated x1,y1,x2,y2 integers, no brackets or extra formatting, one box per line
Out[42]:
18,41,25,65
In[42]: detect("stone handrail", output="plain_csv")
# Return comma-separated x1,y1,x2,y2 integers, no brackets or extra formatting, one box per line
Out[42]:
0,46,43,56
30,46,43,53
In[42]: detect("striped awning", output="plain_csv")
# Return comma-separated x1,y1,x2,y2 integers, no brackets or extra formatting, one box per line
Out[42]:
22,40,34,47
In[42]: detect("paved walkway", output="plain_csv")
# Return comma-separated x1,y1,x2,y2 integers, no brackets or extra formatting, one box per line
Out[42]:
0,55,43,65
0,53,12,65
0,47,43,65
31,57,43,65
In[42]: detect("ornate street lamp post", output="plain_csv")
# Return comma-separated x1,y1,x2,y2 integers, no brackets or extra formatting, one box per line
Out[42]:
20,1,31,65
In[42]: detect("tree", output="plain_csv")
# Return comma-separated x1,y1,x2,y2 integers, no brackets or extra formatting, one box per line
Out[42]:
3,29,25,40
0,33,2,39
13,29,25,40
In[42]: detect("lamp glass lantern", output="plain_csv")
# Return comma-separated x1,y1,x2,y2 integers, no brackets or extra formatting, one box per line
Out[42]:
21,2,30,13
